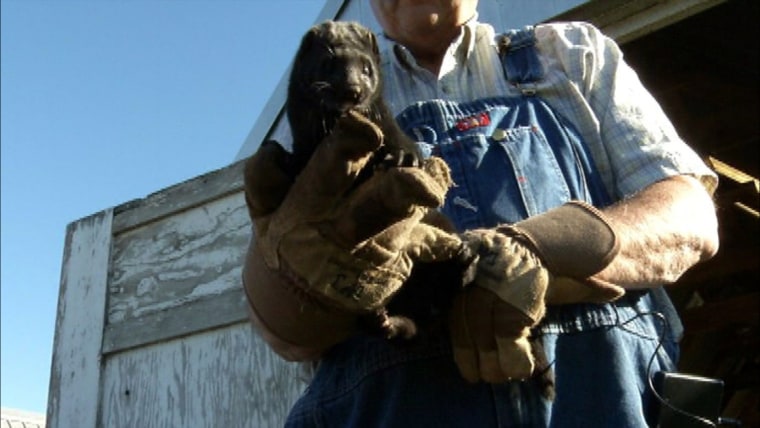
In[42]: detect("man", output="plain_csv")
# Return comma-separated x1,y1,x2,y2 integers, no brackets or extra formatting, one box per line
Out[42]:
243,0,719,426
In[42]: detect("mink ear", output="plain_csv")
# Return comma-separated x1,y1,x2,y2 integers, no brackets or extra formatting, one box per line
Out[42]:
300,27,318,53
292,26,319,73
368,31,379,58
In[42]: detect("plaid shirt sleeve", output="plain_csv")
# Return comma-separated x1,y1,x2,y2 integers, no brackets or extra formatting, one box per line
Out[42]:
535,22,717,198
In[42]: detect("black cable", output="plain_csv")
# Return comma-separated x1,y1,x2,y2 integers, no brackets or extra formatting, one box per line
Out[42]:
619,310,718,427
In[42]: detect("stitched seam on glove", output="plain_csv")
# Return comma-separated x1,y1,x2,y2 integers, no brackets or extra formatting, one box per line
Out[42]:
269,256,337,311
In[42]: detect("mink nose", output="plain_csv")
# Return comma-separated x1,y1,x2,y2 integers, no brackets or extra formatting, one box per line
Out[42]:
344,85,362,103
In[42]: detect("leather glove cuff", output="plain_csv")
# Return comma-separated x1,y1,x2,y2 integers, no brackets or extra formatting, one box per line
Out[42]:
497,201,620,279
243,241,358,361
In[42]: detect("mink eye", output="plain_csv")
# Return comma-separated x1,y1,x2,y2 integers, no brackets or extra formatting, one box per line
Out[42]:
362,62,373,77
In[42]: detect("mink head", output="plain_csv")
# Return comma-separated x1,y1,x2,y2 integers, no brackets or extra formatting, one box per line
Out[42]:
287,21,383,157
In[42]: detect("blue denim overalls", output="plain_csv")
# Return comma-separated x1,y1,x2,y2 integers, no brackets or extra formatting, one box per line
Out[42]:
285,28,679,428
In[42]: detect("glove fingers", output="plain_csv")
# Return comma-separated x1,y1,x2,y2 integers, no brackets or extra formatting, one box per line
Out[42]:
467,289,498,349
244,140,295,219
480,291,537,381
469,290,504,383
284,111,383,216
492,299,534,335
477,349,512,383
309,144,452,248
452,347,480,383
331,165,453,244
450,294,480,383
450,288,501,383
331,170,428,244
377,167,447,210
495,335,535,380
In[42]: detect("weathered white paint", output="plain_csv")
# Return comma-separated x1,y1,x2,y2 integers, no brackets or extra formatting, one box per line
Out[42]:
102,288,249,355
50,153,305,427
108,192,249,324
47,210,113,428
99,323,305,428
48,147,309,426
112,160,246,234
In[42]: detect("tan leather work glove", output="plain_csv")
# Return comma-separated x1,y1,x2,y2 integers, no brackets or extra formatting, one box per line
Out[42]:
243,111,471,359
449,202,625,383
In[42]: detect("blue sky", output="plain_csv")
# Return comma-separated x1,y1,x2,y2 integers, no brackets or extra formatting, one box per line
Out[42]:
1,0,326,413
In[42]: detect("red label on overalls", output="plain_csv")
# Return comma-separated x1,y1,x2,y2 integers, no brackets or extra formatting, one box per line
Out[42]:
455,112,491,131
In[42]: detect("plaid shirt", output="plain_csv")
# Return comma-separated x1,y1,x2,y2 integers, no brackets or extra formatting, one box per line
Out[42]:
378,18,717,201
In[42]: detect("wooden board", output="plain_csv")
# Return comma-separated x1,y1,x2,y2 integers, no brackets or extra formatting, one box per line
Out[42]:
48,159,306,427
47,210,113,428
99,323,305,428
106,192,250,351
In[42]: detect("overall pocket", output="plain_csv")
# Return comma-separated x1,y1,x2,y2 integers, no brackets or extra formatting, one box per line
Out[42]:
397,97,601,229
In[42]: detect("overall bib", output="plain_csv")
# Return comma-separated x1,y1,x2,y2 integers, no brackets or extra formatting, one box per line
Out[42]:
285,28,679,428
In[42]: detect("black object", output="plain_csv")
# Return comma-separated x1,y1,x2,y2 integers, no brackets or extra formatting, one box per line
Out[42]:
653,371,725,427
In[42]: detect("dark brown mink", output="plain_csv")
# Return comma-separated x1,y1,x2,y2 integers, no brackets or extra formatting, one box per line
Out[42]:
286,20,422,176
284,20,472,341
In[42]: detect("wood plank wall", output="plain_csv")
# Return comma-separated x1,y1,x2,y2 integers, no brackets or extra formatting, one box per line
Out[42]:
48,160,306,427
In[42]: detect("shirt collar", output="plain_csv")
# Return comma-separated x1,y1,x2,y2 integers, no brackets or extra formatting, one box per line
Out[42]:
378,13,479,74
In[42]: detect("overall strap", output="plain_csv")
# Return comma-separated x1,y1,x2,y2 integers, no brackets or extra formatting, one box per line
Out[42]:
498,27,543,93
497,26,614,209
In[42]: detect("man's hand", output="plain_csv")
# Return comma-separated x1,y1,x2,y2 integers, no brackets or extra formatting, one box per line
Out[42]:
243,110,470,358
449,202,626,382
449,231,548,382
254,111,463,313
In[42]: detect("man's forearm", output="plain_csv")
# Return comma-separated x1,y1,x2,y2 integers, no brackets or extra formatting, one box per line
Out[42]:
596,175,719,289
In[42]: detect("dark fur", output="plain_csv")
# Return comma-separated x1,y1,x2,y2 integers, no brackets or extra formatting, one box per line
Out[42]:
286,21,443,340
287,21,421,175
